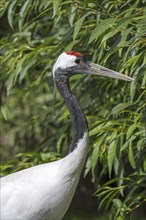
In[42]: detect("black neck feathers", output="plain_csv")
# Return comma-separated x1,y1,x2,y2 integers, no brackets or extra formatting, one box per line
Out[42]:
54,71,88,152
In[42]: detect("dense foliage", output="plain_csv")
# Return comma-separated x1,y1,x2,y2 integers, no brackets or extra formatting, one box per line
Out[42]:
0,0,146,219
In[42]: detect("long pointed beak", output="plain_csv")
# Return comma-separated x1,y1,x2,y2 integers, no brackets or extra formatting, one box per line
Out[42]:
89,62,134,81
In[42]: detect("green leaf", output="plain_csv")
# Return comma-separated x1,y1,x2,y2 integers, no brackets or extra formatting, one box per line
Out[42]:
103,27,133,64
64,40,79,51
137,139,144,151
19,0,31,31
91,138,102,180
73,12,92,40
117,216,124,220
6,72,16,95
121,135,136,152
52,0,61,17
89,18,115,44
111,102,132,115
98,190,116,209
7,0,17,29
107,139,117,178
84,156,92,177
128,141,136,169
102,18,132,43
19,59,36,82
1,106,8,120
118,27,133,47
69,6,76,26
144,159,146,172
113,198,122,208
126,123,138,139
130,80,136,102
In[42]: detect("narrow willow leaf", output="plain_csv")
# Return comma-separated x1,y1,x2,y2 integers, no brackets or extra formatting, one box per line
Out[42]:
117,216,124,220
144,160,146,172
52,0,61,18
98,190,116,209
131,54,143,73
102,18,132,43
121,136,136,152
91,138,102,179
56,133,66,152
123,53,142,71
7,0,17,29
73,12,92,40
118,27,133,47
0,1,9,18
65,40,79,51
89,120,120,136
19,59,36,82
108,139,117,178
120,141,129,152
1,106,7,120
128,140,136,169
130,80,136,101
105,190,119,209
6,73,16,95
95,188,111,197
137,139,144,151
39,0,51,10
89,18,115,44
126,123,138,139
142,69,146,87
19,0,31,31
5,52,33,93
113,154,119,176
84,157,92,177
111,102,132,115
113,198,122,208
104,27,133,64
69,6,76,26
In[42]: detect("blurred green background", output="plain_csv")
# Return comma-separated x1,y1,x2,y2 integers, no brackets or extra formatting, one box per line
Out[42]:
0,0,146,219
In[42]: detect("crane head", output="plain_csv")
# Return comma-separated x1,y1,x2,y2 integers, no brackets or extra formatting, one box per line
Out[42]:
53,51,134,81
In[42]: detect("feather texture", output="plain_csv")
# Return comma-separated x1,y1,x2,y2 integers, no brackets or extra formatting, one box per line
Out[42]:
0,132,88,220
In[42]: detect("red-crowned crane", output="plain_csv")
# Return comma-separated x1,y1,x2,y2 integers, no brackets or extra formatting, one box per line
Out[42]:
0,51,134,220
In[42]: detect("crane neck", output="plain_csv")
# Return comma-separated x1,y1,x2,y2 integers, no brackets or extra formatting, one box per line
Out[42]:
54,72,88,153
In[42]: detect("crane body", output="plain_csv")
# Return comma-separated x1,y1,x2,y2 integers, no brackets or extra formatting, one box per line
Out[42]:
1,132,88,220
0,51,133,220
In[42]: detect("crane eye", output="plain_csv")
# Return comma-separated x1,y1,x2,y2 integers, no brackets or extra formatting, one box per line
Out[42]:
75,58,80,64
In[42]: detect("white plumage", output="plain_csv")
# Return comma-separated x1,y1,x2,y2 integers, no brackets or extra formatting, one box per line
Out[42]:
53,52,78,75
1,132,88,220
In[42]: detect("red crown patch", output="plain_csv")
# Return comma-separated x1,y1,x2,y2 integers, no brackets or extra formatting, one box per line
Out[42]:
66,51,83,57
